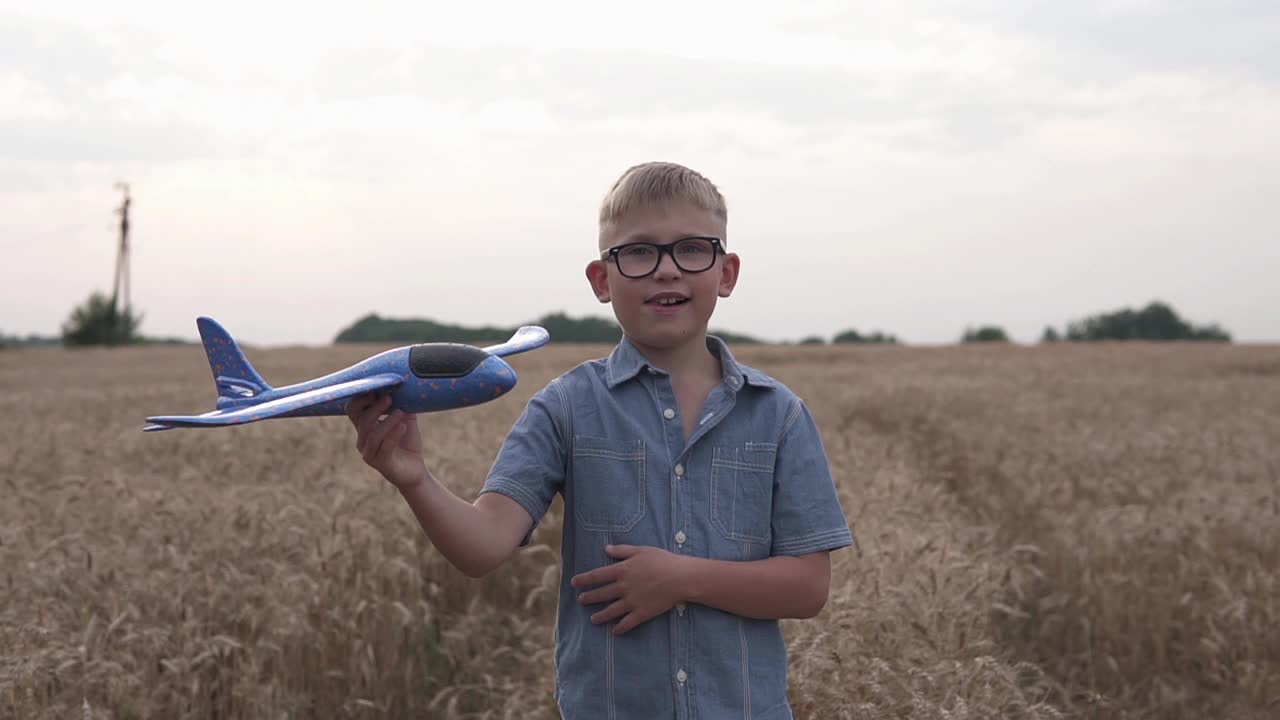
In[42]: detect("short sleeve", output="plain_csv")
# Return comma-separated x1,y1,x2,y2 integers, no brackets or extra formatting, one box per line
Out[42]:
769,397,855,557
479,380,568,547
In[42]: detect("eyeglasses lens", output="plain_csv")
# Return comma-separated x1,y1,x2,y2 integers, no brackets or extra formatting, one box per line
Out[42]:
617,238,717,277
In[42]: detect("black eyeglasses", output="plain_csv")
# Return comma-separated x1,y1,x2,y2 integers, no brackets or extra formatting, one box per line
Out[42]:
600,236,723,278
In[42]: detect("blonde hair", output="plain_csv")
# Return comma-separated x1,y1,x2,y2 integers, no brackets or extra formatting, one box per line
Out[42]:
598,161,727,240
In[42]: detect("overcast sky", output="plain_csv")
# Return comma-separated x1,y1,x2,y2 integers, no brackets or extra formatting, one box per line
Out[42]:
2,0,1276,346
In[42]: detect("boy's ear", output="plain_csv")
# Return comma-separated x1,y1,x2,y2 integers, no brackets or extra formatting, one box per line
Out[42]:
717,251,741,298
586,260,611,303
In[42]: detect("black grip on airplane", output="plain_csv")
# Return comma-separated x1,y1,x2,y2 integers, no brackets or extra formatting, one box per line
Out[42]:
408,344,489,378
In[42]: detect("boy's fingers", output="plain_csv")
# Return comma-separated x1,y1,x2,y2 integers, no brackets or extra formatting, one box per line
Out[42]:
356,397,393,443
373,422,408,466
348,392,384,420
571,564,620,590
362,394,392,423
349,396,375,446
612,612,645,635
360,432,378,463
363,411,403,462
368,409,402,445
590,600,629,625
577,582,623,606
345,394,368,422
354,404,380,453
604,544,638,559
359,413,386,460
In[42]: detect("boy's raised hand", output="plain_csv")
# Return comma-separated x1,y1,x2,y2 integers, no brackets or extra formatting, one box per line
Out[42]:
570,545,691,635
346,392,427,490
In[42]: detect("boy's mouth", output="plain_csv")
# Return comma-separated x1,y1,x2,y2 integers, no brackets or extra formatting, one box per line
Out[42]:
645,292,690,307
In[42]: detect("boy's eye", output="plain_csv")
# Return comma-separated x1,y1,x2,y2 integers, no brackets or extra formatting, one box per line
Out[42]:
621,246,655,258
676,240,713,255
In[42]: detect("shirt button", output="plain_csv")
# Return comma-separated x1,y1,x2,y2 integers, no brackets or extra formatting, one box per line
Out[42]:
676,669,688,683
663,408,675,420
675,530,686,545
674,464,684,477
676,602,686,615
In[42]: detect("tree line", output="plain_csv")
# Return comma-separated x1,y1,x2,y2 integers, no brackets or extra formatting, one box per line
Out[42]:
332,312,766,345
333,301,1231,346
961,301,1231,344
1,297,1235,350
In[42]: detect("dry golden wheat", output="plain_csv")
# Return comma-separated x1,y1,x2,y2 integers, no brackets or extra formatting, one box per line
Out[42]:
2,341,1277,718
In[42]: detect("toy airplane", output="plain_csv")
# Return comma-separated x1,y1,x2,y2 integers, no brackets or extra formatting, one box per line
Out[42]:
143,317,549,431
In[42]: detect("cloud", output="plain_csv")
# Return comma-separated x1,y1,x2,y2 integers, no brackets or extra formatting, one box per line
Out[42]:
9,0,1275,173
303,44,1091,153
2,1,1277,343
0,11,225,167
781,1,1280,84
994,0,1280,82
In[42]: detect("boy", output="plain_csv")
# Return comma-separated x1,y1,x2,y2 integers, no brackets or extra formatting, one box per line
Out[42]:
347,162,853,719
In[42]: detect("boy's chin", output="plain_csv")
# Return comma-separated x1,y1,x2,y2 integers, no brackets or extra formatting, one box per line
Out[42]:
623,322,707,350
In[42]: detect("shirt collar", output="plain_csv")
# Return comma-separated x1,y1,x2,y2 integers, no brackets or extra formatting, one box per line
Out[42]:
606,334,777,390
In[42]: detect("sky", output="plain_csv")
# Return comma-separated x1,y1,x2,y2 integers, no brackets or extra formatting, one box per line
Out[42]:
2,0,1277,346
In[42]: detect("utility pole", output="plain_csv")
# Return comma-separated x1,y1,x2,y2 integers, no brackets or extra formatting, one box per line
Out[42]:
111,182,131,343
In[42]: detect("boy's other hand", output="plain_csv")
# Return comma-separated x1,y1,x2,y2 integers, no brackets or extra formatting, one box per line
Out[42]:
570,544,691,635
346,392,427,490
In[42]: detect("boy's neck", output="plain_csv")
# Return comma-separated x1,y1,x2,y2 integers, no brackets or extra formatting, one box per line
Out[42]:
627,332,720,383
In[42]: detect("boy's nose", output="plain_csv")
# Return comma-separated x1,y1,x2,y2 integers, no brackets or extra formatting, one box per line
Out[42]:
653,250,682,279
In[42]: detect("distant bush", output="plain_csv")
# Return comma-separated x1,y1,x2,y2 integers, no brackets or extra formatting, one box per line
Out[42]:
832,328,899,344
335,314,524,344
1053,301,1231,342
61,291,144,346
710,328,765,344
962,325,1010,343
520,312,622,344
798,336,826,345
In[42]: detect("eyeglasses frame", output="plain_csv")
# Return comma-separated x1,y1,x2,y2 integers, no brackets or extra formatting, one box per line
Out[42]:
599,236,725,278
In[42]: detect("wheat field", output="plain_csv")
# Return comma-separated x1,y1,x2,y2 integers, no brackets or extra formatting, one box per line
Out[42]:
2,340,1277,719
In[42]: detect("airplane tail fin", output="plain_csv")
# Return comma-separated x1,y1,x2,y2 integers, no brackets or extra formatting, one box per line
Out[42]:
197,316,272,401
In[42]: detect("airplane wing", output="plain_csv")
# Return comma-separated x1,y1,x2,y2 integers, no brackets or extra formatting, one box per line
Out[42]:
483,325,550,358
144,373,404,430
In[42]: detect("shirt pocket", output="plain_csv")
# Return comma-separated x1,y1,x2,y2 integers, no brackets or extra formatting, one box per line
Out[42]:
571,434,646,533
710,442,776,543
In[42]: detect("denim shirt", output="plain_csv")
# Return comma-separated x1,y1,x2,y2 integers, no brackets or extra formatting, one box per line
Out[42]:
480,335,854,719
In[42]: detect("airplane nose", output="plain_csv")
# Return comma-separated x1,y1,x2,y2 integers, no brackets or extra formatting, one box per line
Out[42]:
485,355,519,396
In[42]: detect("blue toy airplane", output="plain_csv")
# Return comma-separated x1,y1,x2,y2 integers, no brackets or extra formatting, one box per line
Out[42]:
143,317,550,431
